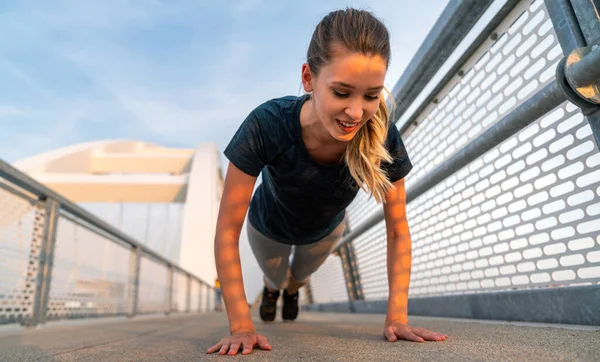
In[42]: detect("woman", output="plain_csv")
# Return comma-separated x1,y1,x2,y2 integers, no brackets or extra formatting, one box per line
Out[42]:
207,8,448,356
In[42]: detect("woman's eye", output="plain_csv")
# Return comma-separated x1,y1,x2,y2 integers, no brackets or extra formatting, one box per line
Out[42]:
333,90,349,98
365,95,379,101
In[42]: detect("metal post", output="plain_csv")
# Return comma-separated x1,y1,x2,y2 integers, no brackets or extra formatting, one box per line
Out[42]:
545,0,587,52
547,0,600,149
338,242,364,305
304,281,314,305
127,246,141,318
569,0,600,46
206,285,211,312
199,283,204,312
23,199,59,327
186,274,191,313
166,266,173,315
569,0,600,148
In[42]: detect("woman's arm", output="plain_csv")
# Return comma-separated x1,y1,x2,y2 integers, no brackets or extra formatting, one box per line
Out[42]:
382,178,448,343
214,162,257,333
383,178,411,324
207,162,272,356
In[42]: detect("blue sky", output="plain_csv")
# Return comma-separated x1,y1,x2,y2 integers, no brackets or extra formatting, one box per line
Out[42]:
0,0,448,163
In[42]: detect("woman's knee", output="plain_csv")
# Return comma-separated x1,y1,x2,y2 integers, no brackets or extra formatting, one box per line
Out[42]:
264,273,288,290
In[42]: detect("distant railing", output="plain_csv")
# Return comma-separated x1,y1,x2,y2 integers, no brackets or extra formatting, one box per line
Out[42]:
307,0,600,325
0,160,215,327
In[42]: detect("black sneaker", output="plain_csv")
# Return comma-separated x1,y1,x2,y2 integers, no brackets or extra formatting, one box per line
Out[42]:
259,287,280,322
282,289,299,321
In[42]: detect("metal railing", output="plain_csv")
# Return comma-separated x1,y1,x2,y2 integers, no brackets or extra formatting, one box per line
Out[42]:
307,0,600,325
0,160,215,327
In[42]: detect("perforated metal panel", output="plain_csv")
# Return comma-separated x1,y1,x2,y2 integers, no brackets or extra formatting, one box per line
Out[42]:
138,257,168,314
309,255,349,303
0,181,38,324
205,286,215,312
190,279,200,312
352,219,389,300
199,283,207,312
346,190,379,232
45,215,130,320
345,0,600,300
172,271,188,312
404,0,562,191
407,102,600,297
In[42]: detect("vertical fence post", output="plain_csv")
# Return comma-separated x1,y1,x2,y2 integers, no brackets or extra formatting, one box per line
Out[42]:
546,0,600,149
206,285,211,312
186,274,191,313
304,281,314,305
338,241,364,307
545,0,587,52
569,0,600,46
199,283,204,312
127,246,141,318
569,0,600,148
166,266,173,315
22,198,59,327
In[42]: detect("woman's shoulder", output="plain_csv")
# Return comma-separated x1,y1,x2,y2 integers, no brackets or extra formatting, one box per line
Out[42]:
252,94,307,120
246,94,308,136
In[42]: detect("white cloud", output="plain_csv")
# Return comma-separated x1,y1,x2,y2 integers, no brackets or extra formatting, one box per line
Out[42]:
1,0,452,304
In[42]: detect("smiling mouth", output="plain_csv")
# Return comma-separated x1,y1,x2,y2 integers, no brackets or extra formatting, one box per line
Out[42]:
336,119,359,133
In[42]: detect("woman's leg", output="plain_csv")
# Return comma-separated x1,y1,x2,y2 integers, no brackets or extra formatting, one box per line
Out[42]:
246,220,292,322
246,221,292,291
288,218,346,292
281,219,346,321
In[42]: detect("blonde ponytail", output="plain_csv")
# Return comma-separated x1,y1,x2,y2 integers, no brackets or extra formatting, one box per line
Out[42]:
344,91,394,203
307,8,396,202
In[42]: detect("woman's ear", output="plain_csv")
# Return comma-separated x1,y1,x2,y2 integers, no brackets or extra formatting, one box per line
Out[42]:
301,63,313,93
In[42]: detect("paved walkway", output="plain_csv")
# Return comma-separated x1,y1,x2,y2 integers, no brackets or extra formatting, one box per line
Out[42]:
1,311,599,361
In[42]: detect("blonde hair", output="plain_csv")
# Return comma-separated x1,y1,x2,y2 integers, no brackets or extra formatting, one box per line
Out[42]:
344,91,394,203
307,8,395,203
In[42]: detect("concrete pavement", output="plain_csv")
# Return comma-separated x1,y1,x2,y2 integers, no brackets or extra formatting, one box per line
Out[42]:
1,311,599,361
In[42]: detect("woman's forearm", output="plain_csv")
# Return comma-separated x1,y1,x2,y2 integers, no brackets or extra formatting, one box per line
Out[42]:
386,232,412,324
212,163,258,334
383,179,412,324
215,235,254,333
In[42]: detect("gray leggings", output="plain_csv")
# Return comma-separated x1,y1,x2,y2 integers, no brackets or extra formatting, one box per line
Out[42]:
247,220,346,290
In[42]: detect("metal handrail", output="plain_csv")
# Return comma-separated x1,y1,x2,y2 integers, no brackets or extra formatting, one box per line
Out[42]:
1,158,215,326
567,45,600,88
395,0,521,134
390,0,494,127
0,159,211,287
334,6,600,253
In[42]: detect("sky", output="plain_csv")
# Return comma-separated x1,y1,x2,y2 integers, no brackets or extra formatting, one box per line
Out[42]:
0,0,449,165
0,0,453,302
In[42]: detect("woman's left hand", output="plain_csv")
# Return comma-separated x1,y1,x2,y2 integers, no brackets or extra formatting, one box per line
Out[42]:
383,320,448,343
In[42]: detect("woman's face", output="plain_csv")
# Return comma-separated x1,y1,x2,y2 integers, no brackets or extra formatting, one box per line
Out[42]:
302,45,387,143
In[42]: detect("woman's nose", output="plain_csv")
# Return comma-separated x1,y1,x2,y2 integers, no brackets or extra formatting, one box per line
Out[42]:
345,102,364,121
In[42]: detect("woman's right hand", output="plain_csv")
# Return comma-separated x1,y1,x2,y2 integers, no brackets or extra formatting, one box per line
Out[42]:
206,330,272,356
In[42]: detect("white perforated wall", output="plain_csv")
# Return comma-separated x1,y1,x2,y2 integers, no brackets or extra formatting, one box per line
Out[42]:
317,0,600,303
0,182,38,324
309,254,349,303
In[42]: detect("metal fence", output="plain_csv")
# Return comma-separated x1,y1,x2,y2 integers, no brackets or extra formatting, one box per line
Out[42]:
0,160,215,327
307,0,600,324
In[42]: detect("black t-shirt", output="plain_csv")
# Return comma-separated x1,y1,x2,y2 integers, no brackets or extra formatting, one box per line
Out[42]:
224,94,412,245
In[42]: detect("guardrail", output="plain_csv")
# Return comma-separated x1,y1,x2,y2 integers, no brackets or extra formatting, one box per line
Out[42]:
306,0,600,325
0,160,215,327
